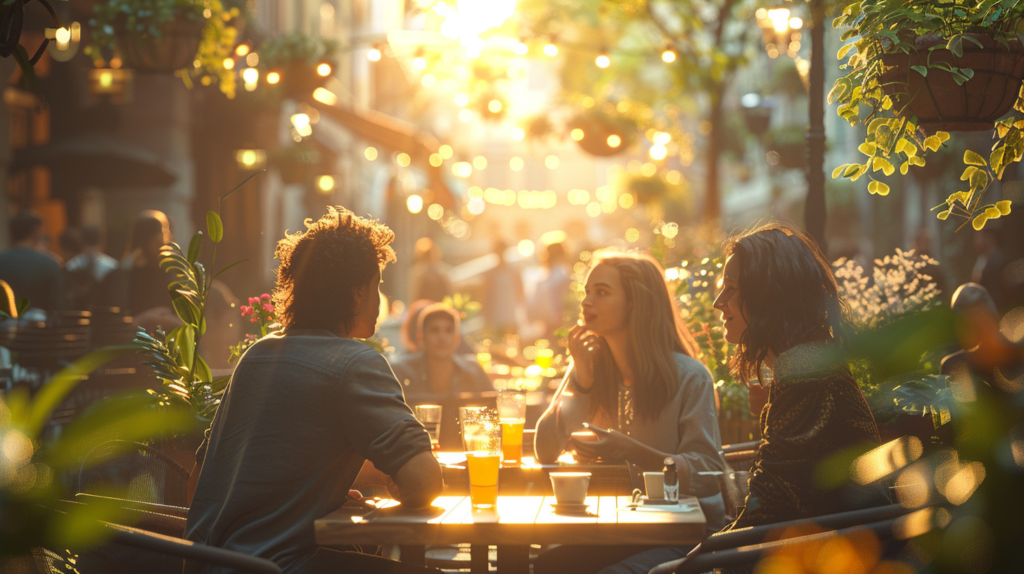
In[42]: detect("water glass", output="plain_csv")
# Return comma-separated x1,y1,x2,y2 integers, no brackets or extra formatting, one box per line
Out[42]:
414,404,442,451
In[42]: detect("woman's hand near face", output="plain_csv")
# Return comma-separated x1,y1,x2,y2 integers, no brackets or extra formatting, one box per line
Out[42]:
567,323,600,390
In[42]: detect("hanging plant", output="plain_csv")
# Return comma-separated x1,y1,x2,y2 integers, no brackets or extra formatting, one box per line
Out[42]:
829,0,1024,231
87,0,240,97
258,33,338,100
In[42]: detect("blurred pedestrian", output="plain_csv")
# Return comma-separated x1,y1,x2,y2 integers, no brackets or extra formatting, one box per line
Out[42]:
98,210,178,330
972,227,1010,312
482,239,524,335
528,240,571,337
65,225,119,311
58,228,83,264
0,211,63,313
409,237,453,304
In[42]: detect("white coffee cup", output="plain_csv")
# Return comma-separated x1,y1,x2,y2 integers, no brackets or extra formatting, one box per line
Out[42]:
549,472,592,505
643,472,665,499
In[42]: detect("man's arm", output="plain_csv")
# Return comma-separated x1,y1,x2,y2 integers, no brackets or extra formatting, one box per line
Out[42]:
391,451,443,508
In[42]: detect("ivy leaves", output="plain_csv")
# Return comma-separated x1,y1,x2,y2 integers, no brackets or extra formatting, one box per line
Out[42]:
931,150,1013,230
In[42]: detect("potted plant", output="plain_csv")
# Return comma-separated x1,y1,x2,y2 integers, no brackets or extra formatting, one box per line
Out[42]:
258,33,338,100
829,0,1022,230
268,141,322,185
88,0,240,95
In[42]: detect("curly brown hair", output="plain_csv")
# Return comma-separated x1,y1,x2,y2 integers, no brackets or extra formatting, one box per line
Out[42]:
273,206,396,333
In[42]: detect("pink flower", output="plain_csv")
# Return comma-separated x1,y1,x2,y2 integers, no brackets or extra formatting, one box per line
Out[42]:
262,304,274,313
249,297,258,305
240,306,252,316
261,293,271,301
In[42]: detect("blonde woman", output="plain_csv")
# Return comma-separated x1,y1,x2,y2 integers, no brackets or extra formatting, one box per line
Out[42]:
534,250,727,574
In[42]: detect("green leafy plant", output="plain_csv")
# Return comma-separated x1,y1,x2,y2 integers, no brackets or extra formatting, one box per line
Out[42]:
829,0,1023,230
133,172,261,420
0,346,193,559
258,32,338,68
87,0,240,97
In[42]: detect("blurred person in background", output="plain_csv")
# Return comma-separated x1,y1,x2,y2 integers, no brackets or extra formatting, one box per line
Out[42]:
528,240,572,338
533,250,727,574
58,228,83,264
0,210,63,314
972,227,1011,312
409,237,453,304
482,239,524,335
65,224,120,311
391,303,492,450
98,210,178,330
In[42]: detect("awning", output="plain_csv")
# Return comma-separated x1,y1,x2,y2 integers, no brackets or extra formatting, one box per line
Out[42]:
12,133,179,188
312,103,456,209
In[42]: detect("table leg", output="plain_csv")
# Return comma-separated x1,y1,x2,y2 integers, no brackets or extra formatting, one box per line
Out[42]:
496,545,529,574
399,545,425,567
470,544,488,574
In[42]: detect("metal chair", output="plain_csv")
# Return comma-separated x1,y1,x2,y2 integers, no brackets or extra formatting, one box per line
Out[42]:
77,440,191,508
103,523,282,574
648,504,925,574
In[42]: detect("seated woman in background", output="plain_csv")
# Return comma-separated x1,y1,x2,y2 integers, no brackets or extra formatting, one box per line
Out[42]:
391,303,492,449
533,250,727,574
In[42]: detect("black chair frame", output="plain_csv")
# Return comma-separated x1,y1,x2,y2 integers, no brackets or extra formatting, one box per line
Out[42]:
105,523,282,574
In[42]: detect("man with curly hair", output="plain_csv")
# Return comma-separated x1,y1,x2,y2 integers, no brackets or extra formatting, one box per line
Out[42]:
185,207,443,574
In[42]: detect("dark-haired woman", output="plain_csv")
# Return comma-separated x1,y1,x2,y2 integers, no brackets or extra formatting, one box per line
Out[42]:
533,251,727,574
710,224,889,532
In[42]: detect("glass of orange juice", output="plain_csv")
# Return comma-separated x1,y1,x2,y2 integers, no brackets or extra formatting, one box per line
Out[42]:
460,406,502,509
496,391,527,465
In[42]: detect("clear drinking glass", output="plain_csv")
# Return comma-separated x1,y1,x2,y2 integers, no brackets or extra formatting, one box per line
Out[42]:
496,391,527,465
414,404,442,451
459,406,501,509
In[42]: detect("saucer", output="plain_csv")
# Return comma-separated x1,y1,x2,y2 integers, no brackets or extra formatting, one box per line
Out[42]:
551,503,591,515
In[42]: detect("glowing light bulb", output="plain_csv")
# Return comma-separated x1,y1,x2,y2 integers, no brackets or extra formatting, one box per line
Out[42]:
570,128,585,141
543,43,558,57
397,153,411,167
317,63,332,76
365,147,378,160
267,71,281,84
407,195,424,214
413,57,427,70
510,127,525,141
513,42,528,55
367,48,382,61
488,99,503,113
55,27,71,44
236,44,250,57
242,67,258,84
662,49,676,63
607,134,622,148
312,87,337,105
789,17,803,30
223,58,235,70
595,54,610,68
649,144,668,160
317,175,335,193
439,145,453,159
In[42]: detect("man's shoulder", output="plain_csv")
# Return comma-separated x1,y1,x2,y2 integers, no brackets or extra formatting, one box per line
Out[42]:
242,333,381,375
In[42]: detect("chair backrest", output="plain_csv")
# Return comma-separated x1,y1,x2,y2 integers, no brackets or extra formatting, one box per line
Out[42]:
106,523,283,574
77,440,191,507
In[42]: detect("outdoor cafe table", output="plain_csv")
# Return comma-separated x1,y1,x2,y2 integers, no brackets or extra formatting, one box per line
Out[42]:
315,495,708,574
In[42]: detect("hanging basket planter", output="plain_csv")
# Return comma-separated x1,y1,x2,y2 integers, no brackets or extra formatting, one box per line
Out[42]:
115,15,205,73
880,35,1024,132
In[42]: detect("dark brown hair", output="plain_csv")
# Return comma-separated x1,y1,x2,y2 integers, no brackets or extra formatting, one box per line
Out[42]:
273,206,396,333
587,250,704,424
724,223,851,383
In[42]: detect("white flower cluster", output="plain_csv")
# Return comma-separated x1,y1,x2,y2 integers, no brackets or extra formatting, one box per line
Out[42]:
834,248,941,329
